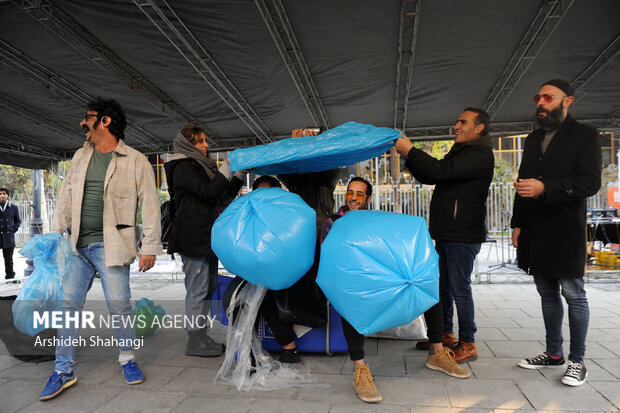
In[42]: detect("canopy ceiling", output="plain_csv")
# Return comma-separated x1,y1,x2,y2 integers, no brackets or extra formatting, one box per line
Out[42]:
1,0,619,169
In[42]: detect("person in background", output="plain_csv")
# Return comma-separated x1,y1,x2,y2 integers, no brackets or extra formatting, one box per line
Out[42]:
0,187,21,283
164,126,245,358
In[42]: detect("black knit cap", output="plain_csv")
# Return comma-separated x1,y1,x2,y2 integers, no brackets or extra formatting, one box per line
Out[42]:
542,79,574,97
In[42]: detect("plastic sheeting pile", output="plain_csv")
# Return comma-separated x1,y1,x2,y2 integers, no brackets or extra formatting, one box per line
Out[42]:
13,233,75,336
214,282,327,391
228,121,400,175
317,210,439,335
211,188,316,290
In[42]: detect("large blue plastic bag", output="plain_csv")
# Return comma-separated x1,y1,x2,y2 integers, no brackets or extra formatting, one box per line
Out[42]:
13,233,75,336
316,210,439,335
228,122,399,175
211,188,316,290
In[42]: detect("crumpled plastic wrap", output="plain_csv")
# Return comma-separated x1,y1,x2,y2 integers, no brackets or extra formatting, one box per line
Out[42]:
13,233,74,336
211,188,316,290
214,282,328,391
228,121,399,175
317,210,439,335
133,298,166,338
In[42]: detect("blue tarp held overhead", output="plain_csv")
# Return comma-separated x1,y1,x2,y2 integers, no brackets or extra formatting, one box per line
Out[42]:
228,122,400,175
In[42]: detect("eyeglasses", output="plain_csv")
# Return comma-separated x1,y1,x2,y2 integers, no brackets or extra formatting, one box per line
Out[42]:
346,191,367,201
533,94,567,104
83,113,98,121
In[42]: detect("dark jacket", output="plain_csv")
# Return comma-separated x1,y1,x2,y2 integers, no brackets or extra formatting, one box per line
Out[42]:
164,158,243,257
511,115,601,278
279,169,340,233
0,202,21,249
405,135,494,243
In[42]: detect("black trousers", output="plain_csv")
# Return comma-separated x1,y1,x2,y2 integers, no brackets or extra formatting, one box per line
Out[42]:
2,248,14,279
261,290,365,361
423,301,444,343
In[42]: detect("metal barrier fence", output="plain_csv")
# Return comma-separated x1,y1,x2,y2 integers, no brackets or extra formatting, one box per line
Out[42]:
9,177,610,247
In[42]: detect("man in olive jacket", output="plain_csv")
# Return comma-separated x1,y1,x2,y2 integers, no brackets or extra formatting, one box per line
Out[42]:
512,79,601,387
395,107,494,364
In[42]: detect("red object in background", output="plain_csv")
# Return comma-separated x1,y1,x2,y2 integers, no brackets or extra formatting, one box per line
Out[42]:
608,186,620,211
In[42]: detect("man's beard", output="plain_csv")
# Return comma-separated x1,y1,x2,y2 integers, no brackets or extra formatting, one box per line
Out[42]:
535,105,564,131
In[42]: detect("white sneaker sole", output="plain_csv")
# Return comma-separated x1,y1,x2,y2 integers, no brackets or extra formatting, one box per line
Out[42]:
562,371,588,387
518,361,566,370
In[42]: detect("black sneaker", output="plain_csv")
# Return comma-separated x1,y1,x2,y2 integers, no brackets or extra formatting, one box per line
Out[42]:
561,361,588,386
279,348,301,364
518,352,566,369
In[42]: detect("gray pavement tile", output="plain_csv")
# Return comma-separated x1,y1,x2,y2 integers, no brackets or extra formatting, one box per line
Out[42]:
17,383,122,413
520,308,546,318
242,397,332,413
485,340,545,358
302,354,346,375
172,395,256,413
159,367,231,395
154,350,226,368
517,379,618,411
492,300,539,309
499,328,547,341
0,379,44,413
587,328,620,341
0,359,54,381
412,408,498,413
469,357,545,380
297,373,362,403
364,337,379,355
464,341,494,359
588,317,619,328
473,328,508,341
510,317,545,328
589,381,620,410
590,308,619,318
599,342,620,358
539,360,617,382
592,358,620,379
371,376,450,407
343,355,406,377
445,378,533,410
377,338,418,355
72,360,121,385
474,300,498,309
579,342,619,359
331,401,410,412
92,389,185,413
475,317,520,328
479,308,531,318
0,355,23,372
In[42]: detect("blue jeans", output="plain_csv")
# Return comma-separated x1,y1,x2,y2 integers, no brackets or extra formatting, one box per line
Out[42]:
55,241,134,373
534,276,589,364
436,240,481,343
180,254,218,331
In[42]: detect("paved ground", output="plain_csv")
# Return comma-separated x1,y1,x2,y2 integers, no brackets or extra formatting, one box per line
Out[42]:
1,250,619,412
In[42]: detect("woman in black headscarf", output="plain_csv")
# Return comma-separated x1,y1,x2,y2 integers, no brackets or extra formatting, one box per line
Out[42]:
164,126,244,357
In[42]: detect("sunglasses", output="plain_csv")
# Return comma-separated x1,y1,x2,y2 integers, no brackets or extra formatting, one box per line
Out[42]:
346,191,367,201
533,94,567,104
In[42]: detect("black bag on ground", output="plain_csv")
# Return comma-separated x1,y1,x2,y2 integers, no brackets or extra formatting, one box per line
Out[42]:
0,295,55,362
274,272,327,328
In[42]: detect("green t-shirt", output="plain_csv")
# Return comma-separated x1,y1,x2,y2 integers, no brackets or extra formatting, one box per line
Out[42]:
77,150,113,248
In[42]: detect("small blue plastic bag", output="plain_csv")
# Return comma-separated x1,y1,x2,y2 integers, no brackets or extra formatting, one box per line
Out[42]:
316,210,439,335
13,233,74,336
211,188,316,290
133,298,166,338
228,121,399,175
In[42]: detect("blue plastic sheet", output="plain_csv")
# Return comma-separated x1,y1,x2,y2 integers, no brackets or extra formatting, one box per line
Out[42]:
12,233,75,336
316,210,439,335
211,188,316,290
228,122,399,175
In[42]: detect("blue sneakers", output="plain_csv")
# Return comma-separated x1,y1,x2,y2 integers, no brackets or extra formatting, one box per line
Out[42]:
39,371,77,401
121,360,145,384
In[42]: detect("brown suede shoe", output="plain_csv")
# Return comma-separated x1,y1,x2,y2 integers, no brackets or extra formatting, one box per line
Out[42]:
453,341,477,364
426,347,471,378
415,333,456,350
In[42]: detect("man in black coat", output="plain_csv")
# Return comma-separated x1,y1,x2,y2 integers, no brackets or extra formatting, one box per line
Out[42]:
0,187,21,281
395,107,494,364
512,79,602,387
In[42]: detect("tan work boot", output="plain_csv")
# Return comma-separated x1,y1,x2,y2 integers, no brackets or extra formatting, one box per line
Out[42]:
353,364,382,403
426,347,471,378
453,341,478,364
415,332,456,350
